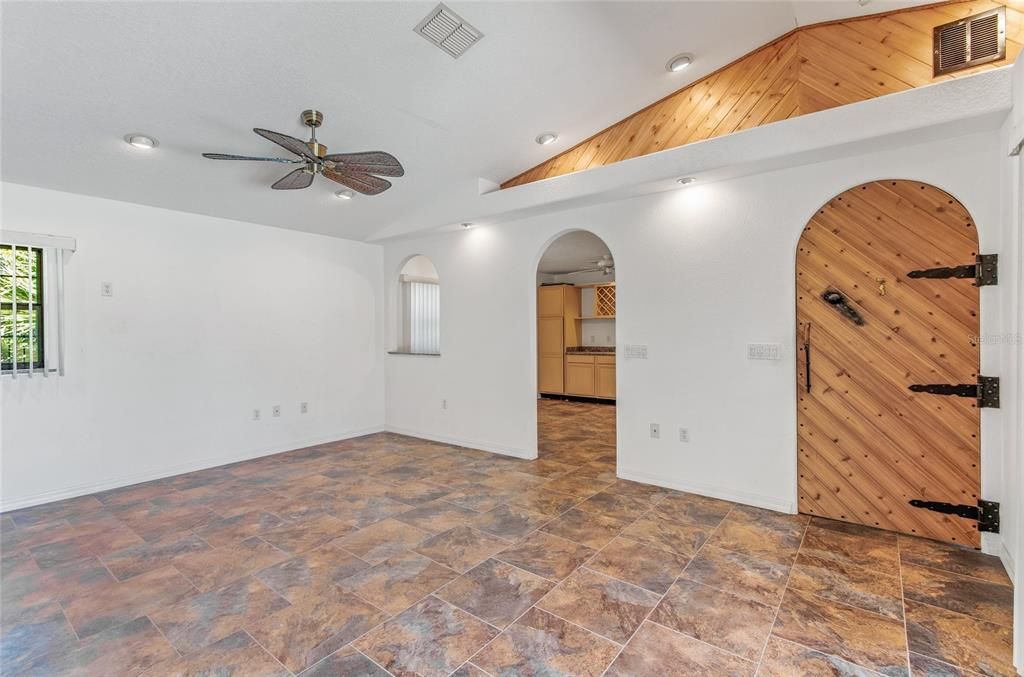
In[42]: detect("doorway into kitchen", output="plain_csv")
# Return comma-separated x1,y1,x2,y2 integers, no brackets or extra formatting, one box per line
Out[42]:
536,231,616,474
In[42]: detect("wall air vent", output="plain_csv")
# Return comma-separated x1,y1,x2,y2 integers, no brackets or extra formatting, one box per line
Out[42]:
414,3,483,59
933,6,1005,76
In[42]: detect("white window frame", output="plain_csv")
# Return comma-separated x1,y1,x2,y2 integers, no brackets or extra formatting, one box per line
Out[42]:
400,274,441,355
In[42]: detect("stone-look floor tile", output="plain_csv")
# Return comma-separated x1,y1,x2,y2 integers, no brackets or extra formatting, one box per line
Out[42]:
908,651,983,676
114,503,219,542
899,536,1010,586
905,599,1015,676
437,558,553,628
335,518,431,565
537,567,661,643
340,550,457,615
255,539,369,602
504,486,580,517
586,537,687,595
143,630,290,676
773,588,909,675
479,471,550,494
1,520,79,554
101,532,211,581
622,514,711,557
471,606,620,677
29,516,145,568
394,499,479,535
516,459,578,479
0,600,78,673
266,492,338,523
273,473,339,497
575,491,651,521
801,524,899,570
150,575,290,654
605,620,756,676
443,484,518,513
470,504,550,541
60,565,196,639
172,536,288,592
355,596,498,677
299,646,390,676
260,514,354,554
605,479,677,505
450,662,491,677
541,475,614,500
540,509,628,549
758,636,879,676
328,495,413,528
706,513,805,565
495,530,595,581
901,564,1013,627
683,544,789,606
415,525,510,573
788,551,903,619
246,585,387,673
381,480,451,507
2,556,114,612
19,616,176,676
5,495,106,529
650,578,775,660
194,510,284,547
93,479,175,508
650,492,735,528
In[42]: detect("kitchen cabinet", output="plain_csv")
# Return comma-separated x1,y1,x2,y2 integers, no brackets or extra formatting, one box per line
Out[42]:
537,285,579,395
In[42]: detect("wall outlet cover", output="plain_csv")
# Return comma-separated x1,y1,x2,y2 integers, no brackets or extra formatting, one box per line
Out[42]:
679,428,689,442
253,409,261,421
650,423,660,439
272,405,281,417
101,282,113,297
300,402,308,414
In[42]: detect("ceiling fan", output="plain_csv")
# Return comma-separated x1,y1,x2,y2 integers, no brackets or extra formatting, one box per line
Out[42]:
202,109,404,196
566,254,615,276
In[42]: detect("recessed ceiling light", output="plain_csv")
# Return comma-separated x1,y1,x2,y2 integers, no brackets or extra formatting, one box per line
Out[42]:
124,134,158,149
334,189,354,200
677,177,696,185
461,222,473,229
666,53,693,73
535,132,558,145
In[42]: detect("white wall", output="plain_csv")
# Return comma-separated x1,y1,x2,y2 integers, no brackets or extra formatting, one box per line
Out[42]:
383,129,1009,524
0,183,385,510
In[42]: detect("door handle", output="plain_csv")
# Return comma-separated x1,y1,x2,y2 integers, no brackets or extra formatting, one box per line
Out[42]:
822,289,865,326
803,322,812,393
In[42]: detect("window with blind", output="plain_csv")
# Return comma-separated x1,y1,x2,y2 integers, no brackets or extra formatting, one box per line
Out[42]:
401,278,441,354
1,244,44,371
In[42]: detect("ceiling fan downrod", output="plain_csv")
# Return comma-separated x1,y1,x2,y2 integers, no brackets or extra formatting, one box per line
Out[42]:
302,109,327,164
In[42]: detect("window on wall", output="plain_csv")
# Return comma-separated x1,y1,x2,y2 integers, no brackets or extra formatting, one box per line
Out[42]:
397,255,440,355
1,244,45,372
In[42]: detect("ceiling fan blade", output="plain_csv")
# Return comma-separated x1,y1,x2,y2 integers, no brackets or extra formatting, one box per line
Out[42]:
322,152,405,177
271,167,315,190
253,128,319,162
322,168,392,196
203,153,304,163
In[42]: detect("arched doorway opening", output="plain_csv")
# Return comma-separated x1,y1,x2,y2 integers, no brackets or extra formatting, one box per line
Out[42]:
535,231,617,469
796,180,983,546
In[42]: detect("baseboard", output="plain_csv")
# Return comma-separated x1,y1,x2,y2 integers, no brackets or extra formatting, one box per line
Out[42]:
998,537,1015,581
617,467,796,514
384,425,537,460
0,425,385,512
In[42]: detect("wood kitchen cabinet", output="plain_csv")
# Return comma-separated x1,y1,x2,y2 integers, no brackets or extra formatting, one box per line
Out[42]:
565,355,597,395
596,355,616,398
537,285,580,395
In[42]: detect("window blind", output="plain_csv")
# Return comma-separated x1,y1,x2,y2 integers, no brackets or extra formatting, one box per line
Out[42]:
402,280,440,354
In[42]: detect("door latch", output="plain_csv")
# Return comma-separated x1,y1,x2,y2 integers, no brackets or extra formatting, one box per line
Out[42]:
821,290,865,326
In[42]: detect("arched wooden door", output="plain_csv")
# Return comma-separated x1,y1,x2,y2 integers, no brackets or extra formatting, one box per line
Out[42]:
796,180,986,547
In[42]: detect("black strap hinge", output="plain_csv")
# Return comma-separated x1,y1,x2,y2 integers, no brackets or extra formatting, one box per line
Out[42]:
909,376,1000,408
907,254,998,286
909,499,1000,533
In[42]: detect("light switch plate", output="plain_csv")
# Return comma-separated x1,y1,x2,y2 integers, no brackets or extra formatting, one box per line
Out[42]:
625,344,648,360
747,343,782,360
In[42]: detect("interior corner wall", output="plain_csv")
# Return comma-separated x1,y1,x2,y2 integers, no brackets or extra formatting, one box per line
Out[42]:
0,183,386,511
382,129,1007,522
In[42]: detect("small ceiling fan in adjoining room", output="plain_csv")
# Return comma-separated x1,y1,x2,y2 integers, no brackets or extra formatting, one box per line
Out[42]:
566,254,615,276
202,109,404,195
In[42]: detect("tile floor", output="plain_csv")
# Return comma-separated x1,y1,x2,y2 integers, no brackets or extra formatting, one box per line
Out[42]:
0,399,1014,676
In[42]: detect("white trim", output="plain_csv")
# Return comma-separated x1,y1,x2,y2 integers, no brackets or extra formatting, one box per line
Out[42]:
617,466,796,514
385,425,536,460
0,229,76,252
1000,538,1016,582
0,425,384,512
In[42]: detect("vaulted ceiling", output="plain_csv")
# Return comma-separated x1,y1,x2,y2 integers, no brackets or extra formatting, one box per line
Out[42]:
2,1,936,241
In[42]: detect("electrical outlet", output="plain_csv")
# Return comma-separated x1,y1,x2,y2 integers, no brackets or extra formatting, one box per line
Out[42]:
442,399,447,410
253,409,261,421
300,402,308,414
650,423,660,439
679,428,689,443
272,405,281,418
101,282,113,297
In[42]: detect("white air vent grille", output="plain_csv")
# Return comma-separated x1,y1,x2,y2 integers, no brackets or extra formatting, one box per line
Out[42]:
933,6,1005,76
414,3,483,59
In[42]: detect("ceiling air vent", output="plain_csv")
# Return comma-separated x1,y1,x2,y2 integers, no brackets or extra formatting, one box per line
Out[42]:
414,3,483,59
933,6,1005,76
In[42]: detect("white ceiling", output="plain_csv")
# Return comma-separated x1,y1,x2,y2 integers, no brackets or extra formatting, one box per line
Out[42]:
2,1,934,242
538,231,612,275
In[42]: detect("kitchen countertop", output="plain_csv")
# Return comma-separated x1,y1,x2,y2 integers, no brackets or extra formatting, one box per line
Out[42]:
565,346,615,354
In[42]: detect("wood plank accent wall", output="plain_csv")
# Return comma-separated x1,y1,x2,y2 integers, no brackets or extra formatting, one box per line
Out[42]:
502,1,1023,189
